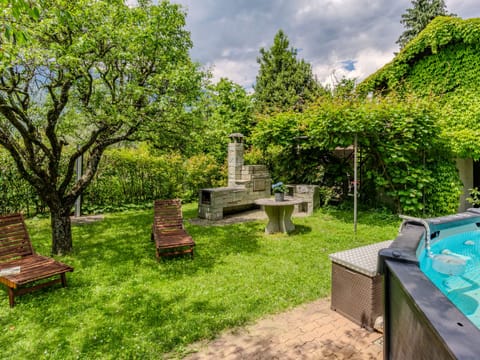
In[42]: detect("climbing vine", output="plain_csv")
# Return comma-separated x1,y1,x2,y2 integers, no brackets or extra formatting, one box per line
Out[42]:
252,95,461,216
359,16,480,159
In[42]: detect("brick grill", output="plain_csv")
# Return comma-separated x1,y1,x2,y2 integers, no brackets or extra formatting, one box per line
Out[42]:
198,134,272,220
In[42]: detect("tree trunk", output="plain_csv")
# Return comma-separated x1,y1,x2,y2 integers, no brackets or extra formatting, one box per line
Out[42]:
51,210,73,255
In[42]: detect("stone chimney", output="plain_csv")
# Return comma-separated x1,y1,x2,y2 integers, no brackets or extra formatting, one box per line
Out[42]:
228,133,244,187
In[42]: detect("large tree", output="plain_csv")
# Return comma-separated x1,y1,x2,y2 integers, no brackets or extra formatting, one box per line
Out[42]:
188,78,254,162
397,0,454,49
1,0,40,44
254,30,324,114
0,0,202,255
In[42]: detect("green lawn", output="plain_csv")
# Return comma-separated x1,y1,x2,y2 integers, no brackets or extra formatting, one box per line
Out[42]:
0,204,399,359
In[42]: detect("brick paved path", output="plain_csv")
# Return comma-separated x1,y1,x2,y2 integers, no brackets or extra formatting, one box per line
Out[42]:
184,298,383,360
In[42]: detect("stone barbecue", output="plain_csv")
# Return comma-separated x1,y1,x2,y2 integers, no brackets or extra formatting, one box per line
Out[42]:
198,134,272,220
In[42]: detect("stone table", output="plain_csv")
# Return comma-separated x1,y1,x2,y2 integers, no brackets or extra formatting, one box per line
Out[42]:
254,197,305,234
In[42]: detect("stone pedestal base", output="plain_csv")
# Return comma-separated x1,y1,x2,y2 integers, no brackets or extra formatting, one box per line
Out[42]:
264,204,294,233
254,197,305,234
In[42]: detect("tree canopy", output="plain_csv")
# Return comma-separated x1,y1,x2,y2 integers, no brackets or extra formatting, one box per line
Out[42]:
396,0,454,49
0,0,40,45
186,78,254,163
253,30,324,114
0,0,202,254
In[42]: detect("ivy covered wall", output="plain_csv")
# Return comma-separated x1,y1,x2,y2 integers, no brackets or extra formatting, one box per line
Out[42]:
251,17,480,215
359,16,480,159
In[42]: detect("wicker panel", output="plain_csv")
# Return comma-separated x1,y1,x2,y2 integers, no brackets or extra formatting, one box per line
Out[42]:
331,262,383,330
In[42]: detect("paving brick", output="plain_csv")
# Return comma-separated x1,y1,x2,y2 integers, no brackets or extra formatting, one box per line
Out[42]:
184,298,383,360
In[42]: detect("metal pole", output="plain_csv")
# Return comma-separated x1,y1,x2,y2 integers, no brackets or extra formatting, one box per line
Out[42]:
74,148,82,217
354,134,358,234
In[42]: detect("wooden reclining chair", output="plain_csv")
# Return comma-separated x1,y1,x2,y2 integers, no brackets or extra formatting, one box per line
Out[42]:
152,199,195,259
0,214,74,307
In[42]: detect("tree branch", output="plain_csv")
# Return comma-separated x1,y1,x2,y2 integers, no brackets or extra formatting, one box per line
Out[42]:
0,128,48,192
58,123,109,195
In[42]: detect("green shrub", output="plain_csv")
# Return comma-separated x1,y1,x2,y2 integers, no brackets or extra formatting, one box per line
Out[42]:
252,96,462,216
0,144,226,216
182,154,226,202
0,149,43,216
83,145,224,213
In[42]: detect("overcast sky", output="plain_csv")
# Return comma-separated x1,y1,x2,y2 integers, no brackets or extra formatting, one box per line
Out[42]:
156,1,480,90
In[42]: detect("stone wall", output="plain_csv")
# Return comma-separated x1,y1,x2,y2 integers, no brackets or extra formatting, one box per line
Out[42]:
198,170,272,221
287,184,320,215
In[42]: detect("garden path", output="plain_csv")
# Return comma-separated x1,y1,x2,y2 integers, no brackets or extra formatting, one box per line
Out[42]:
183,297,382,359
189,207,310,226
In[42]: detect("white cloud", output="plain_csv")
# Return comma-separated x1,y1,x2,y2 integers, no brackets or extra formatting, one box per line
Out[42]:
353,48,397,80
177,0,411,88
208,59,258,90
127,1,480,90
313,46,395,89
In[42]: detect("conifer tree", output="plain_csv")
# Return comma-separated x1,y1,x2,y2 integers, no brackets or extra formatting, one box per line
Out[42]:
254,30,323,114
397,0,454,50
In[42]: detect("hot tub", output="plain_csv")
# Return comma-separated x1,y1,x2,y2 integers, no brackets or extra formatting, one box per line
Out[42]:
379,209,480,359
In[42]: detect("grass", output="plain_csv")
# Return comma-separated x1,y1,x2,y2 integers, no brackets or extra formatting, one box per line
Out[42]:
0,204,400,359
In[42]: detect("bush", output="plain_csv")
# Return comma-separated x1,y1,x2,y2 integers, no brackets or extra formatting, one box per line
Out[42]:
0,149,43,216
0,145,225,216
182,154,226,202
82,145,225,213
251,96,462,216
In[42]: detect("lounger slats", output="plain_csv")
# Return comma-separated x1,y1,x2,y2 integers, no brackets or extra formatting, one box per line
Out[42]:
0,255,73,287
0,214,33,262
152,199,195,259
0,213,74,307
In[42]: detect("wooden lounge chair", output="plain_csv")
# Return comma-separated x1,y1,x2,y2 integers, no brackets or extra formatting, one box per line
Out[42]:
152,199,195,259
0,213,74,307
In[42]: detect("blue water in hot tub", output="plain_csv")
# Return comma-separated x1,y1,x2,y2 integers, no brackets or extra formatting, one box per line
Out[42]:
419,230,480,329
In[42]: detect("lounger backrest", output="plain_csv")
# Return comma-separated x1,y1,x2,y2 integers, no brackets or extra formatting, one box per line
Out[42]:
154,199,184,232
0,213,34,262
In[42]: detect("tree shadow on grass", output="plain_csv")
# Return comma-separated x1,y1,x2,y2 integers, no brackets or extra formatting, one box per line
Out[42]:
68,210,264,280
16,286,231,358
0,207,350,358
315,207,400,227
290,224,312,235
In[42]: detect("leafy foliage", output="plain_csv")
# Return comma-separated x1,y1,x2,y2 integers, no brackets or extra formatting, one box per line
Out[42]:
0,149,43,215
182,153,226,201
397,0,454,49
0,145,226,216
0,0,202,254
466,187,480,207
187,78,255,163
74,146,225,212
360,16,480,159
254,30,325,114
0,0,40,46
252,95,461,215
